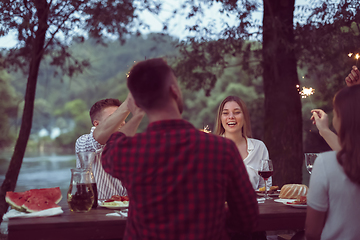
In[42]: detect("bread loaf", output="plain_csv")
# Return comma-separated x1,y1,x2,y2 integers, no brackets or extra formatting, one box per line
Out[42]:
279,184,308,199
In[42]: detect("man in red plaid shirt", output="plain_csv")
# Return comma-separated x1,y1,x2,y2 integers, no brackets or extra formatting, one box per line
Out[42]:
95,58,258,240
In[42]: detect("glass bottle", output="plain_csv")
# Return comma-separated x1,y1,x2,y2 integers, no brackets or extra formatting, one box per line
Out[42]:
76,151,98,208
67,168,94,212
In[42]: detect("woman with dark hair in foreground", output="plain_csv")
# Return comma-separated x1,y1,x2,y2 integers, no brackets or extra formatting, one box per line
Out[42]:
306,85,360,240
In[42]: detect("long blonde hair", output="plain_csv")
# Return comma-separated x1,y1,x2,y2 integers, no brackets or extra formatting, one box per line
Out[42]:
334,85,360,185
214,96,252,138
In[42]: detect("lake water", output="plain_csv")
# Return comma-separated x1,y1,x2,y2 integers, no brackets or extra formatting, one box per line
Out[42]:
0,154,77,199
0,154,77,238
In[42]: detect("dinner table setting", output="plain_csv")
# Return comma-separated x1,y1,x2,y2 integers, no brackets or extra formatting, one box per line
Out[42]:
4,185,308,240
3,154,312,240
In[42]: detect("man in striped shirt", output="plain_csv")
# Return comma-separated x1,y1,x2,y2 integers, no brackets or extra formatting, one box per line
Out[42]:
75,98,144,199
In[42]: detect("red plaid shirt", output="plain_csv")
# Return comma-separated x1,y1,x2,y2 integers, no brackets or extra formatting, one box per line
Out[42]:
102,119,258,240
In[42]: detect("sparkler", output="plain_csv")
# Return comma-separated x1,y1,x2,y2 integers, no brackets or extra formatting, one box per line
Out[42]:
299,87,315,98
297,85,315,109
200,125,211,133
348,52,360,67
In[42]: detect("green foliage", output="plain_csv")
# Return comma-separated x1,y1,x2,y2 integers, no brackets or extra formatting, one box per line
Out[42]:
2,33,180,150
0,70,21,148
52,99,90,148
54,99,88,118
0,0,138,75
173,38,260,96
295,0,360,152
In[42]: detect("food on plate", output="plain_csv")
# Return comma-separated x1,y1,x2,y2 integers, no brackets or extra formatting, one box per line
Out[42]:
102,200,129,207
258,185,279,193
279,184,308,199
287,196,307,205
104,195,129,202
101,195,130,207
6,187,62,212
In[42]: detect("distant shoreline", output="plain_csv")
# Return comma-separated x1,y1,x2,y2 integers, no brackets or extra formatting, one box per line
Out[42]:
0,147,75,161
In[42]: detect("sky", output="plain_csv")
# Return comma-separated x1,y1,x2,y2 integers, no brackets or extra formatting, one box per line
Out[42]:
0,0,310,48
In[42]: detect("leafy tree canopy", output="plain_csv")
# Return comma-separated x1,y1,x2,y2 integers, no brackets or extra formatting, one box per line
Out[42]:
0,0,141,75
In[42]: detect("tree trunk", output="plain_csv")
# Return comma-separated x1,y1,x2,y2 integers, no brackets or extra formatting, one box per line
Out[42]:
262,0,303,186
0,0,49,224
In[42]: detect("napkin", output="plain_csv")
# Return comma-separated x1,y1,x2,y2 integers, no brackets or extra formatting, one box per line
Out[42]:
106,209,128,218
2,207,63,220
274,199,296,204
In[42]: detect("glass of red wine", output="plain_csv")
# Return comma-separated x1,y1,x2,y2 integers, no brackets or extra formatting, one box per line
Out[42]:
258,159,273,199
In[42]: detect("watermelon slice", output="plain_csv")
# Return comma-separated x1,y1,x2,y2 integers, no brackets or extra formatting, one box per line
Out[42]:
27,187,62,204
5,187,62,213
22,195,60,213
5,191,32,212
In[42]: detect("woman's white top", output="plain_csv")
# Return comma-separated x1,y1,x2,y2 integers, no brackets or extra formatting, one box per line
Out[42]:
308,151,360,240
243,138,271,190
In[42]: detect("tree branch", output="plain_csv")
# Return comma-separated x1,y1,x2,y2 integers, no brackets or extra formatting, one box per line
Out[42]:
44,3,81,51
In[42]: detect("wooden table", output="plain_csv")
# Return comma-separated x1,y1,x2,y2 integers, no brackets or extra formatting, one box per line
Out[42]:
7,198,306,240
256,199,306,232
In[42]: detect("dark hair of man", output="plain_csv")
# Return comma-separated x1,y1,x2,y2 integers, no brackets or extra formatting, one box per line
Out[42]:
214,95,252,138
90,98,121,125
334,85,360,185
127,58,174,110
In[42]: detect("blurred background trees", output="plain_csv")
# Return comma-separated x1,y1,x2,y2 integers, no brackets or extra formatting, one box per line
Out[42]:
0,0,146,223
0,0,359,196
171,0,360,185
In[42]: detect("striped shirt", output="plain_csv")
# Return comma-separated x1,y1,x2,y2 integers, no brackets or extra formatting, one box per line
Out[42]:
75,127,127,199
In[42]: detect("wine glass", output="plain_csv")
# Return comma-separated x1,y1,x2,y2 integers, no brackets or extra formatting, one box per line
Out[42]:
304,153,319,174
258,159,273,199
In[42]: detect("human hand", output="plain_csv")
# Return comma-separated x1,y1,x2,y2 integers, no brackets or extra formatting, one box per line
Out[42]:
345,66,360,87
310,109,329,132
127,92,144,116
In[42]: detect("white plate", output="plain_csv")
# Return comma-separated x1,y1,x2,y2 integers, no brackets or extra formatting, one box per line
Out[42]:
282,202,307,208
98,200,129,210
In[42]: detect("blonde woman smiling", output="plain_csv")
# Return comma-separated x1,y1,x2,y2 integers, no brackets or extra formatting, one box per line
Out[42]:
215,96,271,190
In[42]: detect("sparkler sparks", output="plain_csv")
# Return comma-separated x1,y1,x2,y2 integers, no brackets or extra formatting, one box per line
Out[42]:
200,125,211,133
297,85,315,109
348,52,360,66
299,87,315,98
